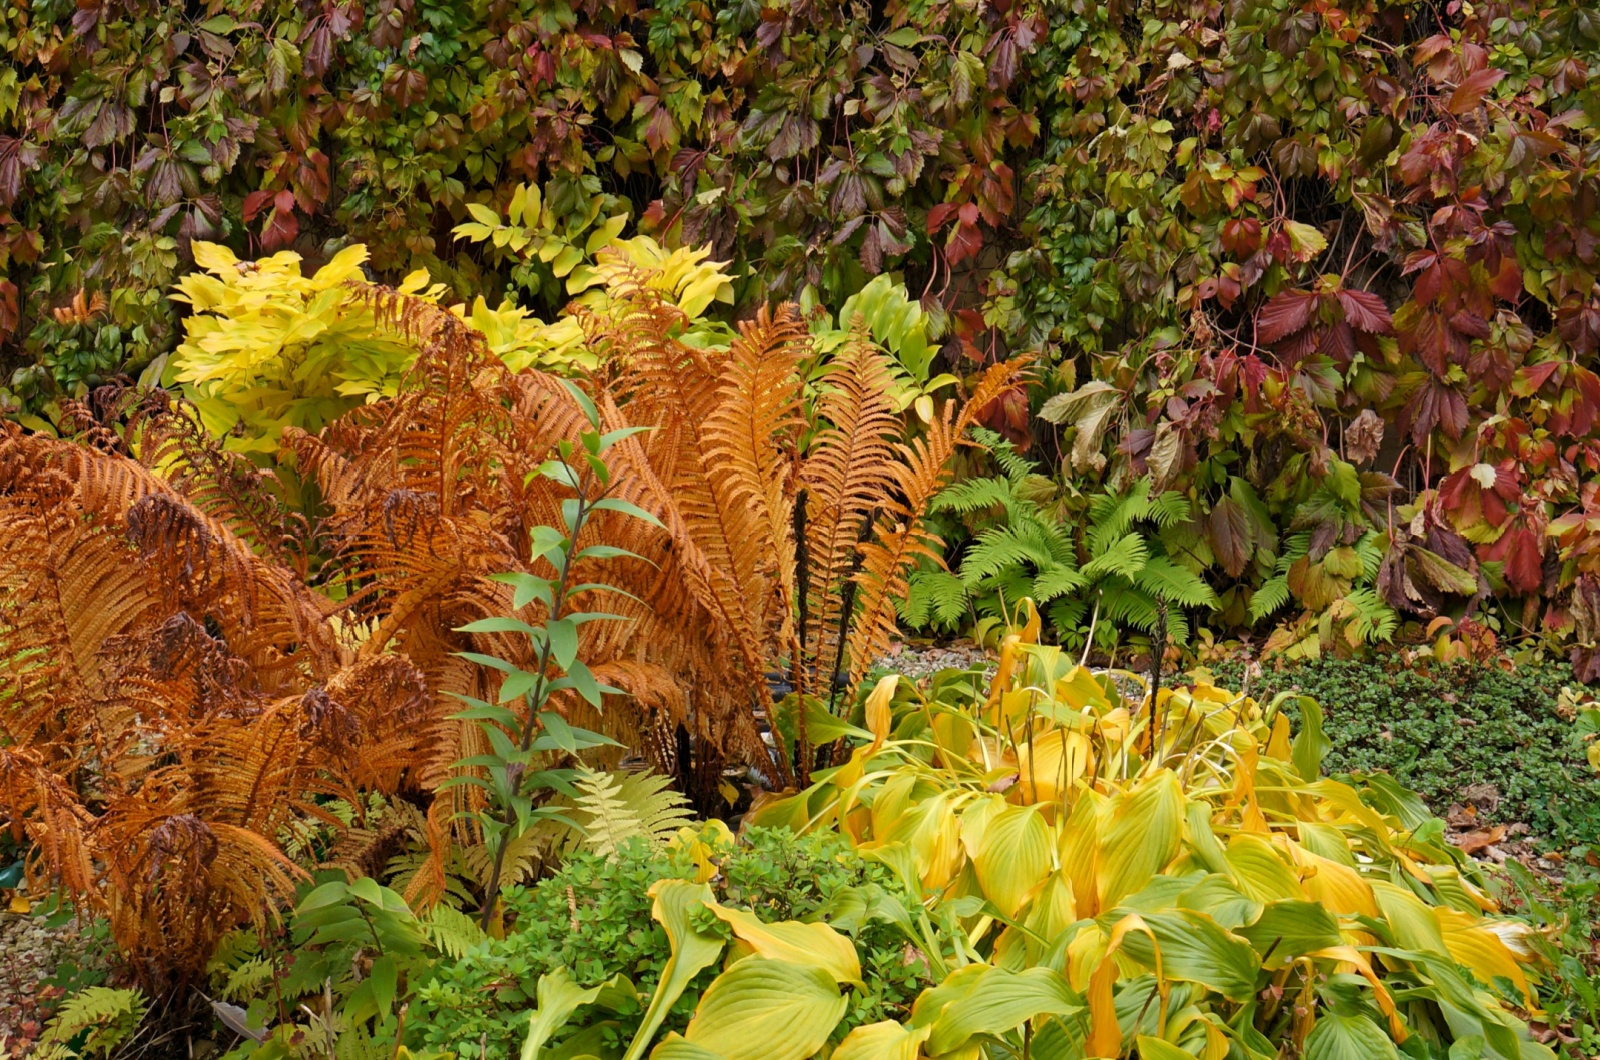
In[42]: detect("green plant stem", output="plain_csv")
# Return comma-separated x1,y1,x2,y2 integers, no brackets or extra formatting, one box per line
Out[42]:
478,471,597,931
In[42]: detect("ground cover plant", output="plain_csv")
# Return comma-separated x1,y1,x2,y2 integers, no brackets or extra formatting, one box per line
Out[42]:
1212,658,1600,851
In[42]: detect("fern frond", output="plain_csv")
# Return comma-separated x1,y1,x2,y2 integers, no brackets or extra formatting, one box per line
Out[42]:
422,903,489,959
932,476,1017,515
1086,480,1153,554
1343,587,1398,644
1081,533,1150,580
902,569,970,630
1133,556,1219,609
845,357,1031,685
1031,564,1087,602
1249,575,1292,622
1146,491,1193,528
573,764,694,857
37,987,146,1057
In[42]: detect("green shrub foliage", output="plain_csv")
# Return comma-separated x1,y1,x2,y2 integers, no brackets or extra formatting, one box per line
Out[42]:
408,827,937,1059
1214,659,1600,849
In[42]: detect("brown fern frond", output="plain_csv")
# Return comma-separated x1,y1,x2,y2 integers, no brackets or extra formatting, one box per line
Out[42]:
845,357,1032,684
799,338,902,683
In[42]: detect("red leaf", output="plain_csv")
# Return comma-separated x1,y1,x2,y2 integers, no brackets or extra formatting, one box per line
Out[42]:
242,189,274,222
1449,68,1506,114
1488,256,1523,301
1256,288,1316,344
945,220,983,266
1499,527,1544,593
1209,495,1254,578
1336,288,1393,333
261,205,299,251
0,279,18,340
1220,217,1262,258
925,202,958,230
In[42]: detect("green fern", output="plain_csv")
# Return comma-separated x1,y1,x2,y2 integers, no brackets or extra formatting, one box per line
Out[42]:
573,765,695,857
1342,587,1398,644
1249,575,1292,623
422,903,489,959
903,569,972,628
37,987,146,1059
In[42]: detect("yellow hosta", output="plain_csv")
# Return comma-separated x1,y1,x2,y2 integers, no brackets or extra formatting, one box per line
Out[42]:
749,608,1555,1060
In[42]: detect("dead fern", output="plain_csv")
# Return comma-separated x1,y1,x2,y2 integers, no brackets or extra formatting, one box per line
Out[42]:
0,254,1026,979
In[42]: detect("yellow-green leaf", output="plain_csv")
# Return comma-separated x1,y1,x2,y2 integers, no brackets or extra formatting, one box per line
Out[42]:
684,959,847,1060
1097,771,1184,910
973,804,1052,918
920,966,1082,1056
622,882,724,1060
706,905,861,985
831,1021,931,1060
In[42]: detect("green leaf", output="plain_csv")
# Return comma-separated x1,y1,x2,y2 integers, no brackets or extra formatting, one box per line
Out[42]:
559,378,601,429
576,544,648,562
1111,910,1260,1002
547,618,579,670
491,571,554,610
1136,1037,1200,1060
457,616,543,636
466,202,502,226
590,496,666,528
1238,900,1343,966
1289,693,1329,781
919,966,1081,1056
1302,1014,1397,1060
683,959,847,1060
369,954,398,1017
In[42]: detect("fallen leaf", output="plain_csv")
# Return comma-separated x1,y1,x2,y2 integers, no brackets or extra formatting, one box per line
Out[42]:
1451,825,1506,855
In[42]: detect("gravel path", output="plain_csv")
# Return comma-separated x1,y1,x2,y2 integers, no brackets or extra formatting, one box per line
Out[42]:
876,640,993,681
0,906,98,1056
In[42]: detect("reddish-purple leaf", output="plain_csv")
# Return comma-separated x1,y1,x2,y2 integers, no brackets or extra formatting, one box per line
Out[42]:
1337,288,1393,333
1256,288,1316,344
1448,68,1506,114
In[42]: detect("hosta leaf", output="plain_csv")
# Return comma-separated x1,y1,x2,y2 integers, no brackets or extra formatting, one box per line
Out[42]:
706,905,861,985
918,966,1082,1056
831,1021,930,1060
973,804,1052,918
1238,900,1343,966
1111,910,1259,1002
1097,771,1184,910
621,882,724,1060
683,959,846,1060
1302,1014,1397,1060
521,968,607,1060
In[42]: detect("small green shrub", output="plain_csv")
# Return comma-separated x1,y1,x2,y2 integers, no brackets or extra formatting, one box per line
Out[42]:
1212,658,1600,849
409,827,936,1060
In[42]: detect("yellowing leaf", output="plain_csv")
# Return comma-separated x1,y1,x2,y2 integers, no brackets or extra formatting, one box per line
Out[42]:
832,1021,930,1060
684,959,846,1060
1282,220,1328,261
1224,834,1305,903
706,905,861,985
191,240,239,272
1097,771,1184,910
972,803,1052,918
863,674,898,752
